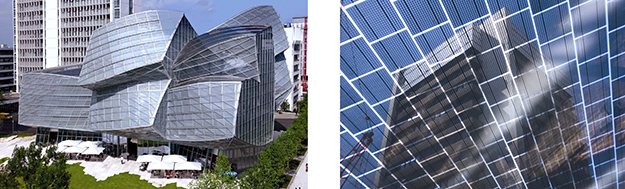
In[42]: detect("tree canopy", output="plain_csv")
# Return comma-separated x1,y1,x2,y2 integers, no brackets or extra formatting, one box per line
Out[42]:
240,93,307,188
1,142,71,189
189,152,238,189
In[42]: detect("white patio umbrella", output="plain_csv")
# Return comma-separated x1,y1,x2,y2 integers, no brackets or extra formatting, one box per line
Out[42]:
147,161,174,171
58,140,82,147
82,147,105,155
136,155,162,162
77,141,101,148
63,146,87,154
55,146,68,153
162,155,187,163
174,162,202,171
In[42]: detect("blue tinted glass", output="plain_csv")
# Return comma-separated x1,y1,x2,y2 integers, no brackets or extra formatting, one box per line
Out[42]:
570,0,591,7
533,3,571,43
497,10,536,49
341,0,357,6
394,0,446,34
582,78,610,104
340,38,383,80
575,27,608,62
340,149,379,177
340,76,363,109
470,48,508,83
579,54,609,85
608,0,625,30
357,124,399,153
529,0,566,13
549,60,579,87
352,69,396,104
487,0,529,15
609,27,625,56
441,0,489,28
372,31,422,71
613,76,625,99
414,24,457,61
358,168,402,187
585,98,611,123
340,102,383,134
339,0,623,188
346,0,405,41
340,10,360,43
570,0,606,37
340,132,360,158
541,34,576,67
612,54,625,79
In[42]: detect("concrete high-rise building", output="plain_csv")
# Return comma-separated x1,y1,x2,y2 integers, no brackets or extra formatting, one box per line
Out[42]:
12,0,141,92
340,0,625,188
284,16,307,111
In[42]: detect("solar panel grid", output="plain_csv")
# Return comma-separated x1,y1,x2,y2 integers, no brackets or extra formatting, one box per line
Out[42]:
340,0,625,188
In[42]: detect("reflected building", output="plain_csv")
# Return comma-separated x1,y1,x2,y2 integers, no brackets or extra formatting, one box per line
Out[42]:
340,0,625,188
19,6,292,171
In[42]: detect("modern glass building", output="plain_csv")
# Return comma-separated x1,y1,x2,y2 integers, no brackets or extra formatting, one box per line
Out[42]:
19,6,292,171
340,0,625,188
12,0,142,92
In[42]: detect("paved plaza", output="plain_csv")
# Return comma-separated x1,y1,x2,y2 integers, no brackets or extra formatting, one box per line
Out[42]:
0,135,35,160
0,136,192,188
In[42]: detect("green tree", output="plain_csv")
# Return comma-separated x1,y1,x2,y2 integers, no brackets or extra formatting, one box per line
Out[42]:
189,152,238,189
5,142,70,189
240,93,308,188
280,101,290,112
0,164,19,189
295,94,308,115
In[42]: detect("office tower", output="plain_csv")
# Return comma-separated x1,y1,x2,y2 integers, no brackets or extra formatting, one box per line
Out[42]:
284,17,308,111
0,45,15,93
12,0,141,92
340,0,625,188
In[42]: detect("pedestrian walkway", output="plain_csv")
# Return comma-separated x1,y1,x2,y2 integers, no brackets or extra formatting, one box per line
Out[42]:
0,135,35,160
287,151,308,189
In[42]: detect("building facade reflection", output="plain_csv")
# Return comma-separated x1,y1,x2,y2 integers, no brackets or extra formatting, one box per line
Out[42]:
340,0,624,188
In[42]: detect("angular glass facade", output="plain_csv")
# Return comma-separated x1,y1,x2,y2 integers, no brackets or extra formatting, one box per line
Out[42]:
20,6,289,155
340,0,625,188
213,5,293,110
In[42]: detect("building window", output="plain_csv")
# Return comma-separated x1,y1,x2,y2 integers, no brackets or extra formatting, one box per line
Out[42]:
114,9,120,18
114,0,120,7
294,54,299,61
294,43,301,51
129,0,133,14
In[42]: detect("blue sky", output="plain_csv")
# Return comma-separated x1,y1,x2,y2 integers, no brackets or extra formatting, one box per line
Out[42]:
0,0,308,46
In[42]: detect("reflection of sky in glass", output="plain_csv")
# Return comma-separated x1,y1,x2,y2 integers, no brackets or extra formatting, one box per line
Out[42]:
340,0,625,188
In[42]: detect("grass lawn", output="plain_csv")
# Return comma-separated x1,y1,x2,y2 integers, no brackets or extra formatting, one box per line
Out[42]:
66,163,182,189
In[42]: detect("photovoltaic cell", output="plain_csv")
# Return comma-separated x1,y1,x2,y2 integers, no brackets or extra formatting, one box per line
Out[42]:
341,0,624,188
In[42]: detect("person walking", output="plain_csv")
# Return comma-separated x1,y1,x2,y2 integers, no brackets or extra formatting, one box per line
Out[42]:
306,163,308,172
